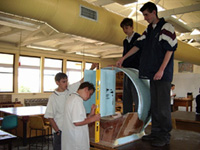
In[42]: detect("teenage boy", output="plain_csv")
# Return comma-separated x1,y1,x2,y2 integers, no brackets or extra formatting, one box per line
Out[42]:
120,18,141,114
116,2,177,147
62,82,100,150
44,64,97,150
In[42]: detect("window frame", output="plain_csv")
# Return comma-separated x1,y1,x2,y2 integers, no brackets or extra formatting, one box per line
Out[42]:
0,52,15,93
43,57,63,92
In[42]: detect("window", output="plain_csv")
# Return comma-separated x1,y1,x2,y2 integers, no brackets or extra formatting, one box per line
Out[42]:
85,62,92,70
0,53,14,92
18,56,40,93
66,61,82,84
44,58,62,92
85,62,99,70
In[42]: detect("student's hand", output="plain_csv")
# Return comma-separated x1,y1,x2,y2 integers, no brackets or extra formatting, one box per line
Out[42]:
116,57,124,68
91,104,97,109
93,114,101,122
153,70,164,80
91,104,97,115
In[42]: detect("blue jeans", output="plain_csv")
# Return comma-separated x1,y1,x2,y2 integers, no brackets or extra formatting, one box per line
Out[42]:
53,131,61,150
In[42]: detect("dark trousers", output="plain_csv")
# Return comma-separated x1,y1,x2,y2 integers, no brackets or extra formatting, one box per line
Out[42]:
150,80,172,140
123,74,138,114
53,132,61,150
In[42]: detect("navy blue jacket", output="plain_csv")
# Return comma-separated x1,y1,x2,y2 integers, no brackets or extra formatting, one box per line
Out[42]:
135,18,177,82
122,32,141,69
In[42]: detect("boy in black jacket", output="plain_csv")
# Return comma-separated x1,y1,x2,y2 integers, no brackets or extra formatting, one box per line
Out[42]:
120,18,141,114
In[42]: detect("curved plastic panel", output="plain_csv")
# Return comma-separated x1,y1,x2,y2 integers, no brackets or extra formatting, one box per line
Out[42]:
104,67,151,127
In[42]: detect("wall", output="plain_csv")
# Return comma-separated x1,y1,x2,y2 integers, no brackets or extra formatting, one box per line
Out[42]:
173,60,200,112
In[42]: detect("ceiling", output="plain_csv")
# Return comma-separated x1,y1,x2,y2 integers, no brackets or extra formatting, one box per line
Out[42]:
0,0,200,59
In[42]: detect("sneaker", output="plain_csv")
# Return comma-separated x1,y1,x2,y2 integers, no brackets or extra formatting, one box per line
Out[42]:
151,138,170,147
142,134,157,141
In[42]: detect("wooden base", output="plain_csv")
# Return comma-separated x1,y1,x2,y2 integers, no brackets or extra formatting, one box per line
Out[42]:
89,112,144,148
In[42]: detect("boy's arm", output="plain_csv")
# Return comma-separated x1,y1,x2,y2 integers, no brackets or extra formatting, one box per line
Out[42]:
74,104,100,126
48,118,60,133
116,46,139,67
153,51,173,80
74,114,100,126
87,104,96,118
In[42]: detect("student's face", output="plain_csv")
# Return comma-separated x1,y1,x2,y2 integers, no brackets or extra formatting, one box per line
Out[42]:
122,26,133,36
83,88,94,101
56,78,68,92
142,9,157,24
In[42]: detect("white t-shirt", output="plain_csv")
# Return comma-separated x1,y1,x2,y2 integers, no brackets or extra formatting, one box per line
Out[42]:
44,81,80,132
62,93,89,150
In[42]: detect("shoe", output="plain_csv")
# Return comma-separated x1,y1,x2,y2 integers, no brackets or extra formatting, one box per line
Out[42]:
151,138,170,147
142,134,157,141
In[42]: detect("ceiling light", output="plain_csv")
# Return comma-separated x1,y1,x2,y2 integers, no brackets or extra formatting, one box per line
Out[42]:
26,45,58,51
178,19,187,25
171,15,177,19
76,52,100,57
191,29,200,35
187,39,193,44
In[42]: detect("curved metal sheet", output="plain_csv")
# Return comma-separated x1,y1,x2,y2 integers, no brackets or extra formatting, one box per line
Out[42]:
103,67,151,129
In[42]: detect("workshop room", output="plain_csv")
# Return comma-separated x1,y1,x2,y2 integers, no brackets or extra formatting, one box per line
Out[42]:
0,0,200,150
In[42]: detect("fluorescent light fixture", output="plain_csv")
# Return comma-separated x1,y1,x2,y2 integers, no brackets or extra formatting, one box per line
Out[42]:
171,15,177,19
178,19,187,25
27,45,58,51
187,39,193,44
191,29,200,35
76,52,100,57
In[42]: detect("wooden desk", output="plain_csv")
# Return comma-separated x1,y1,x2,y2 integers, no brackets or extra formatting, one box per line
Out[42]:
0,106,46,146
173,97,193,112
171,111,200,132
0,130,17,150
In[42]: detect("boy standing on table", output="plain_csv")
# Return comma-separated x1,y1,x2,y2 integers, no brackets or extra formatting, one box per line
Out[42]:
120,18,141,114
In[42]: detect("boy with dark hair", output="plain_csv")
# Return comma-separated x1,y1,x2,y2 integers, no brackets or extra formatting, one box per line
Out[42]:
44,64,97,150
116,2,177,147
62,82,100,150
120,18,141,114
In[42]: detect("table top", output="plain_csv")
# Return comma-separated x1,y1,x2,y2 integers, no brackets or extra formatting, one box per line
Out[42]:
0,106,46,116
171,111,200,123
174,97,193,101
0,130,17,141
